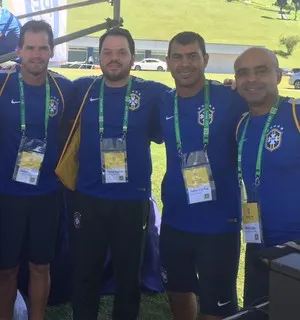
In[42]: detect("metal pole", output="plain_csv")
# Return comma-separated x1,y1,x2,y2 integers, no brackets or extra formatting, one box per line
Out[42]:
16,0,109,19
223,301,269,320
0,52,16,64
113,0,121,24
54,19,119,45
0,19,120,64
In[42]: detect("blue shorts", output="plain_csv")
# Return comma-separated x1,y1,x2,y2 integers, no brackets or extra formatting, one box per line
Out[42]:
159,223,240,317
0,191,60,269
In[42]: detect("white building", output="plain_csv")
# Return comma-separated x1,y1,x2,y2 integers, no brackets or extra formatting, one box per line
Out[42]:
67,37,262,74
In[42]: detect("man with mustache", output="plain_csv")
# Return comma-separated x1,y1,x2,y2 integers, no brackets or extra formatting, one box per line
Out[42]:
0,20,77,320
61,27,168,320
235,47,300,319
159,31,247,320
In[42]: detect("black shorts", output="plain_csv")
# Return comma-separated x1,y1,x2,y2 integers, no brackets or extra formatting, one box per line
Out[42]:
159,223,240,317
0,191,60,269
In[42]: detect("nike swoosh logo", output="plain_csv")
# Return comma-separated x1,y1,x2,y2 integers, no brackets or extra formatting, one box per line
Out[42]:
166,115,174,120
90,97,99,102
11,99,20,104
217,301,231,307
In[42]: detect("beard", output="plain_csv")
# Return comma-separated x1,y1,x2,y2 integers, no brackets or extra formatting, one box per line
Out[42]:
101,63,132,82
22,60,48,77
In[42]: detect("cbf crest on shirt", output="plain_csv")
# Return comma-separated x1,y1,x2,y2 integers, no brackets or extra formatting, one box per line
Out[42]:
0,66,78,196
265,124,283,152
236,98,300,246
0,67,65,119
129,90,141,111
49,96,60,118
197,105,215,126
62,75,168,200
236,98,300,160
159,80,248,234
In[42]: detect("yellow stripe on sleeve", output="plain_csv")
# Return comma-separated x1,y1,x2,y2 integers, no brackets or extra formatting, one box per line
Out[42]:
235,112,249,142
292,99,300,133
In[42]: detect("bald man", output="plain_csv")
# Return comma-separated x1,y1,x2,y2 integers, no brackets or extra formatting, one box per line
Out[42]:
234,47,300,318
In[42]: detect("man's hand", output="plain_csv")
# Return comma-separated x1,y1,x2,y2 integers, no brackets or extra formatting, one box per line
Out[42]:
223,78,236,90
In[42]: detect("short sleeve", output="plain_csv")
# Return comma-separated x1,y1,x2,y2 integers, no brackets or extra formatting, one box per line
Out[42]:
230,90,249,128
62,81,80,124
58,80,80,149
149,82,170,144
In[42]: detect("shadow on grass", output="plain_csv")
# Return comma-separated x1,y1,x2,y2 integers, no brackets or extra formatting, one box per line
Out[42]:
261,15,276,19
261,14,294,20
236,0,288,13
46,293,172,320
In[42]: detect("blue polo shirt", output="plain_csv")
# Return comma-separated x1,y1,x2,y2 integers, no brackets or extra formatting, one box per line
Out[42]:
0,66,78,195
160,80,248,234
237,98,300,247
74,76,168,200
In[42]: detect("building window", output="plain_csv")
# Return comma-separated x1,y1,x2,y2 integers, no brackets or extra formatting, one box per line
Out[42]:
135,50,145,62
151,51,167,61
68,47,87,62
93,49,99,64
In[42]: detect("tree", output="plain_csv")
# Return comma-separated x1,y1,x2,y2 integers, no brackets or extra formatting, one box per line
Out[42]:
274,0,300,19
275,0,288,6
292,0,300,20
274,35,300,57
280,35,300,55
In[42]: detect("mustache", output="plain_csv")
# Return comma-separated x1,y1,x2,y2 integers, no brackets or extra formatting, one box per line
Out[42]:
244,84,262,90
28,59,44,63
177,68,193,72
108,61,121,67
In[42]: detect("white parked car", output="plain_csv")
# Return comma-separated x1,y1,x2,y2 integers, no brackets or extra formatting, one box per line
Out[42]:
289,72,300,89
59,61,101,70
133,58,167,71
281,68,292,76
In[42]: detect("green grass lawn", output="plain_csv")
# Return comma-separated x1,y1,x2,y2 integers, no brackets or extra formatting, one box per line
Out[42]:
67,0,300,68
45,69,300,319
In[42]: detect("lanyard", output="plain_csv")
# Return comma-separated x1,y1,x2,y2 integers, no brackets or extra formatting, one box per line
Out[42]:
237,96,281,187
18,72,50,139
98,77,132,139
174,79,210,155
